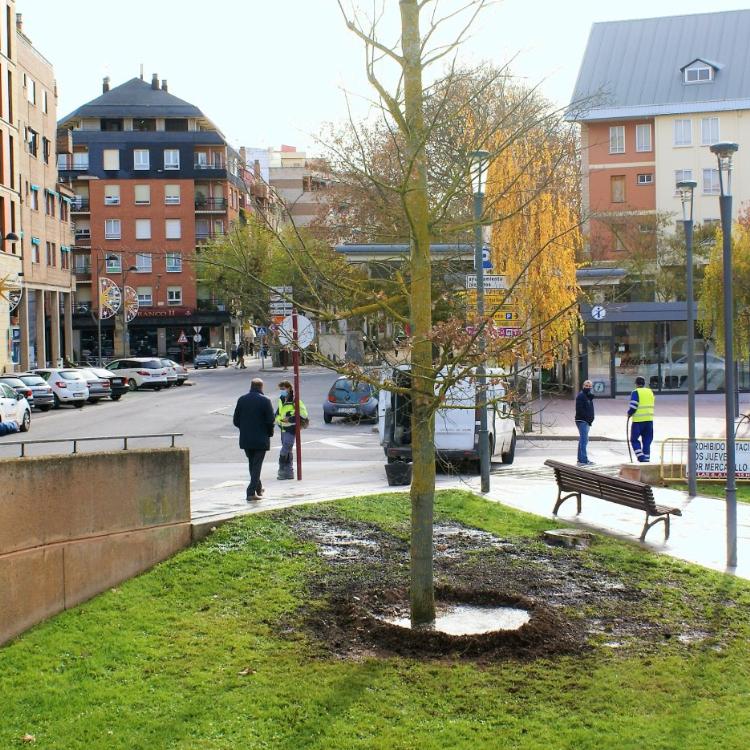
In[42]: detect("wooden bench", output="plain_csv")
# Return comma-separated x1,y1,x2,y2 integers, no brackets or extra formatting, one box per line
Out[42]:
544,459,682,542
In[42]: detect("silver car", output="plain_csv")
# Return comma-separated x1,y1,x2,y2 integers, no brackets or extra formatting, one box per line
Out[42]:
77,368,113,403
15,373,55,411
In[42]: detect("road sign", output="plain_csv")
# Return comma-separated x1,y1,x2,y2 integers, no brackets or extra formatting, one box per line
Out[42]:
193,333,202,344
591,305,607,320
465,274,507,290
493,326,522,337
177,331,188,344
270,286,293,297
193,325,202,333
256,326,268,336
279,314,315,349
270,305,294,315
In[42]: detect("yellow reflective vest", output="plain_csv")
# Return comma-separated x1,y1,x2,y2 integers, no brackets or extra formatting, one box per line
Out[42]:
275,397,308,432
630,387,655,423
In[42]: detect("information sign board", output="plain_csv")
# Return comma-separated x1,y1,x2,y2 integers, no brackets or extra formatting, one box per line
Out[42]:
465,274,507,290
695,439,750,479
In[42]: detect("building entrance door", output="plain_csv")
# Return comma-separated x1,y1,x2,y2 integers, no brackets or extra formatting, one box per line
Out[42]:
583,335,614,398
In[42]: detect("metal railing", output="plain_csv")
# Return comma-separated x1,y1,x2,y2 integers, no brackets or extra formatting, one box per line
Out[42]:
71,200,90,211
1,433,183,458
195,197,227,210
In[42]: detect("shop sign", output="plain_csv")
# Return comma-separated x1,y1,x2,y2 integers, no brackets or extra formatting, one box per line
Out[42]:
138,307,193,318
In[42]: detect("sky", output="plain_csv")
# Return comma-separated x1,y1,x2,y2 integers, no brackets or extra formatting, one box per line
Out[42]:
17,0,750,154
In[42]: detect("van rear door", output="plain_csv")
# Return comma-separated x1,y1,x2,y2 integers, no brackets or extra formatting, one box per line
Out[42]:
434,379,476,452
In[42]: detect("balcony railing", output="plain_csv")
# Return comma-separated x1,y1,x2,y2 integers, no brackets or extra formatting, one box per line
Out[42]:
195,197,227,210
71,199,90,212
74,231,91,247
58,156,89,171
194,160,225,170
195,228,226,241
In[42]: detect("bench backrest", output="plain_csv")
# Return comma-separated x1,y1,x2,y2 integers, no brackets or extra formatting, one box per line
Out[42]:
545,459,657,513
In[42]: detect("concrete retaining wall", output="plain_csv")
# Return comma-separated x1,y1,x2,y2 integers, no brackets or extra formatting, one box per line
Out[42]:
0,448,191,645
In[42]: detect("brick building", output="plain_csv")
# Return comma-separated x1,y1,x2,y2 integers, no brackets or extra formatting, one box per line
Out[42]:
58,74,250,360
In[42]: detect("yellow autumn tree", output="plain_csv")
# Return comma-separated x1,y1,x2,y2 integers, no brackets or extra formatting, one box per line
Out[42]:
485,128,581,369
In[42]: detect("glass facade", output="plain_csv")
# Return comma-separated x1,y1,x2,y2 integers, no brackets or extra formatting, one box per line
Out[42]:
582,320,737,395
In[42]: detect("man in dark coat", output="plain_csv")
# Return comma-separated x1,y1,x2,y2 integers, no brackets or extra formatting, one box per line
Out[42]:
574,379,595,466
233,377,275,501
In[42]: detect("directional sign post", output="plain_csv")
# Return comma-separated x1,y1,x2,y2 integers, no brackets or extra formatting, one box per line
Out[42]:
465,274,507,290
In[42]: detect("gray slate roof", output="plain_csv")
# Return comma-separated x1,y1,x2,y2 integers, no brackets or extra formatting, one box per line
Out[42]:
569,10,750,121
59,78,204,123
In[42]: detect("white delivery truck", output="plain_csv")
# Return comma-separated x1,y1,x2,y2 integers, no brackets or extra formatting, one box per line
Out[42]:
378,366,517,470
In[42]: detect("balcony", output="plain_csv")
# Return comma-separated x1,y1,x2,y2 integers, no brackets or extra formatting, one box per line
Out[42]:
71,198,90,212
195,196,227,211
58,155,89,172
73,263,92,281
74,230,91,248
194,159,225,171
195,227,226,242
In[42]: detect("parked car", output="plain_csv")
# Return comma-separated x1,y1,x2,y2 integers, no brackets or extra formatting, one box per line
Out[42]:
91,368,128,401
194,348,230,369
0,375,35,408
76,368,112,403
161,358,189,386
0,382,31,432
106,358,168,391
324,377,379,423
33,368,89,408
15,373,55,411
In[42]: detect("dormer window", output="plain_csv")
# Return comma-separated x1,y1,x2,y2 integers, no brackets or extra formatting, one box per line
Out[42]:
682,59,719,84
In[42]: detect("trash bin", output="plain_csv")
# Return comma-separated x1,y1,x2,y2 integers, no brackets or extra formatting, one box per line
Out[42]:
385,461,412,486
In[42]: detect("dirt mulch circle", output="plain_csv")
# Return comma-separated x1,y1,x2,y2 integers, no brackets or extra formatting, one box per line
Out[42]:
287,512,719,661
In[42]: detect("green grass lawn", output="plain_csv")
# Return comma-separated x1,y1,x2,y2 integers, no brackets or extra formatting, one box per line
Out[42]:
2,491,750,749
666,480,750,502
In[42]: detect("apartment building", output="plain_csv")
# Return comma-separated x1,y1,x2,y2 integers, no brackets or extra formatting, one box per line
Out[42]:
0,0,21,372
14,13,75,370
58,74,250,359
570,10,750,396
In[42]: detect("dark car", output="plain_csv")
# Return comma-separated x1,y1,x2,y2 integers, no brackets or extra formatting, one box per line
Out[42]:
323,377,378,423
90,368,128,401
0,375,35,409
194,348,230,369
15,373,55,411
77,368,112,403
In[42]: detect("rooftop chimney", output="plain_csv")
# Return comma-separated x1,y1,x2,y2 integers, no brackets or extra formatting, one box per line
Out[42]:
151,73,159,90
161,79,168,93
102,76,110,94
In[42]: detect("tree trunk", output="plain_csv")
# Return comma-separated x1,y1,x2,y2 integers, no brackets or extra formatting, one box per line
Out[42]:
400,0,436,626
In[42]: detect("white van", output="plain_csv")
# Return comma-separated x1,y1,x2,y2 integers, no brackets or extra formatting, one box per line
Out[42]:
378,366,517,469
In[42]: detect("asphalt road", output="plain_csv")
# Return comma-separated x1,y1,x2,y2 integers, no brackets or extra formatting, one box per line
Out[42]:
1,360,631,515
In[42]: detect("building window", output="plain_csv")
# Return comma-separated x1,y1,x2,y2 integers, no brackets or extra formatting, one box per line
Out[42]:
609,126,625,154
611,224,626,253
105,219,121,239
635,124,652,153
165,219,181,239
164,149,180,170
167,287,182,306
105,254,121,273
701,117,720,146
42,90,48,114
104,185,120,205
46,242,56,266
610,175,626,203
166,252,182,273
134,184,151,205
674,169,693,190
26,128,38,157
684,64,713,84
103,149,120,170
164,184,181,204
135,252,152,272
133,149,150,170
637,173,654,185
73,151,89,170
42,137,50,164
26,77,35,104
45,192,56,216
61,249,70,269
703,168,720,195
30,189,39,211
31,242,40,264
135,219,152,240
137,287,153,306
133,118,156,132
673,119,692,147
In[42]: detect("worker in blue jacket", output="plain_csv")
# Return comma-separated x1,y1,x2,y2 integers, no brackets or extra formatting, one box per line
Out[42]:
628,375,655,462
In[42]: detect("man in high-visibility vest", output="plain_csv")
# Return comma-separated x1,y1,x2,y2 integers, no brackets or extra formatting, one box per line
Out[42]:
628,375,655,463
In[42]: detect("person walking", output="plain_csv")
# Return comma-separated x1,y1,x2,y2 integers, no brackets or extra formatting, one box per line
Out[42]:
575,379,595,466
628,375,655,463
236,344,246,369
233,377,275,501
275,379,308,480
230,344,237,363
246,325,256,357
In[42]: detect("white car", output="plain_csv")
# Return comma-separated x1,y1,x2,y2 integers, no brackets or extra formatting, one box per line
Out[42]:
106,357,169,391
33,368,89,408
0,382,31,432
160,358,189,386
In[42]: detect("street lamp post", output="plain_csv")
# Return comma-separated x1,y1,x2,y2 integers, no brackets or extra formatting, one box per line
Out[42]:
710,141,739,568
677,180,698,497
470,150,491,493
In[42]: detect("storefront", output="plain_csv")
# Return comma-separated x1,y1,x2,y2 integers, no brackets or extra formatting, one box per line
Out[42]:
580,302,748,397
